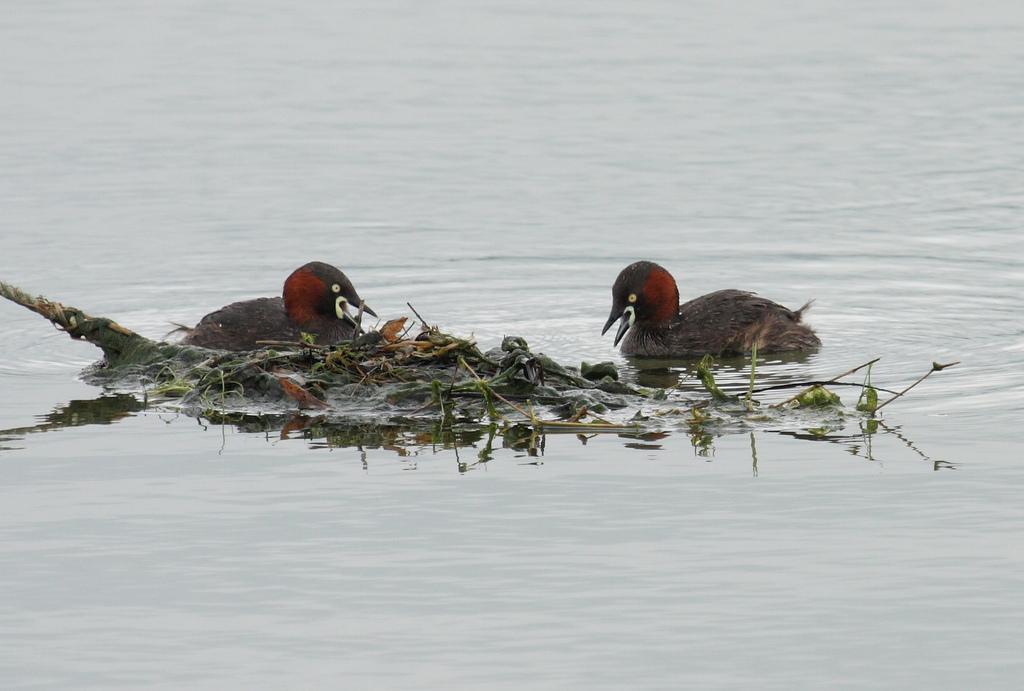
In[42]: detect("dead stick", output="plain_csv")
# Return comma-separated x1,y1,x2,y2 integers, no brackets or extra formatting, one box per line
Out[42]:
752,358,885,395
407,302,430,328
873,361,960,412
828,357,882,383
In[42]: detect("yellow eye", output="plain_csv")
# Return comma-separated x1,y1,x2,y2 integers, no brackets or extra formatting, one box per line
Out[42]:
628,293,637,303
332,283,341,293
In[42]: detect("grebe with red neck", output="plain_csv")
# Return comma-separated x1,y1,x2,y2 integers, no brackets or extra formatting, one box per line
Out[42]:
181,261,376,351
602,261,820,358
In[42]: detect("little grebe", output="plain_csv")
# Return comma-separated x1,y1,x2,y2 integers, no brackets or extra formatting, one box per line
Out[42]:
181,261,376,351
602,261,820,358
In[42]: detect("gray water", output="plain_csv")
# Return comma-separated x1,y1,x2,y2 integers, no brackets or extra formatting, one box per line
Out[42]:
2,1,1023,688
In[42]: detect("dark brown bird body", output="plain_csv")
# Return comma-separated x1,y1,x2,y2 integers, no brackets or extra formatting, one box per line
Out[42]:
181,262,375,351
603,261,820,358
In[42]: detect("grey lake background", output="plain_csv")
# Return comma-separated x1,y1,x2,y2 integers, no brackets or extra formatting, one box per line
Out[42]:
2,1,1023,688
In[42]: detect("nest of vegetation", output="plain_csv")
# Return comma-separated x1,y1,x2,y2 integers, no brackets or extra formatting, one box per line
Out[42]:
2,280,958,437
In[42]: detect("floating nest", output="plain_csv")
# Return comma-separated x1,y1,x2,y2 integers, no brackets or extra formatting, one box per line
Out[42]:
1,280,957,439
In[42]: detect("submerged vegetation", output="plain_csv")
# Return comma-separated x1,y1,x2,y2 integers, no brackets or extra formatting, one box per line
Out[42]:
2,280,958,459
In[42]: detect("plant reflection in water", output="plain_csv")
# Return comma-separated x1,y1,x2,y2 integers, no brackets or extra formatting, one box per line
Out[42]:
0,392,953,471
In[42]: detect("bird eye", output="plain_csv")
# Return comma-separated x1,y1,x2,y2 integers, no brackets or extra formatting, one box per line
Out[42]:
628,293,637,303
332,283,341,293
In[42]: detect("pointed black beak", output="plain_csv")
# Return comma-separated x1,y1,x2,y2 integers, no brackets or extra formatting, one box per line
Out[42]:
601,309,620,337
341,299,377,331
602,306,632,347
358,301,377,319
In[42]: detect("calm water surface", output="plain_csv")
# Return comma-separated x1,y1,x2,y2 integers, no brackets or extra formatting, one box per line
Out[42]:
2,1,1023,688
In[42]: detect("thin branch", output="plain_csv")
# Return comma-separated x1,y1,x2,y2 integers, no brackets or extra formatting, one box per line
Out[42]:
407,302,430,328
873,361,961,412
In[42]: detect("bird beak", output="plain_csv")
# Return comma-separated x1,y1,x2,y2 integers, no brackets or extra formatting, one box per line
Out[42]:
341,311,360,330
602,305,635,347
601,309,620,337
339,299,377,331
358,301,377,319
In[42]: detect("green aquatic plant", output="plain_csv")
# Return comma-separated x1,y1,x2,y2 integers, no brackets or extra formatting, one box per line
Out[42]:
695,355,735,402
856,360,878,412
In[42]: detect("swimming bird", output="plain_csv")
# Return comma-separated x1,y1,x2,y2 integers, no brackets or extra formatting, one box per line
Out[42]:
602,261,820,358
